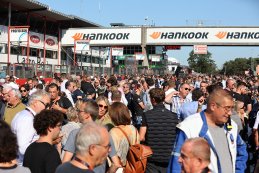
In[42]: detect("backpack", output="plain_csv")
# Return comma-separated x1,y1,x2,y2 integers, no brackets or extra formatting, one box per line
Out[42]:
117,127,153,173
248,102,259,128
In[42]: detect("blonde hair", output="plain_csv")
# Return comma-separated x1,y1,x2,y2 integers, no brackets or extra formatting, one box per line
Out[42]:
66,107,78,121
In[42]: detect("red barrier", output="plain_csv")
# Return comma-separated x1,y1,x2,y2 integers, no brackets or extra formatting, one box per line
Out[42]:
15,78,53,86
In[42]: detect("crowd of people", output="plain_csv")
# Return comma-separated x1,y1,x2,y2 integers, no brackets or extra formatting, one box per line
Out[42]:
0,72,258,173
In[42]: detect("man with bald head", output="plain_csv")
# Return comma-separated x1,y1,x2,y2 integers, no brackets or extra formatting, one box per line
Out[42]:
167,87,248,173
178,137,211,173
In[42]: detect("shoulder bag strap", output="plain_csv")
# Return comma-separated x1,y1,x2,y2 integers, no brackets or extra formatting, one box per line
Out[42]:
117,126,131,145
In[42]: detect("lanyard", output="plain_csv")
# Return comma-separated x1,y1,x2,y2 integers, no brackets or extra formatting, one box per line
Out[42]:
74,157,92,170
25,108,35,117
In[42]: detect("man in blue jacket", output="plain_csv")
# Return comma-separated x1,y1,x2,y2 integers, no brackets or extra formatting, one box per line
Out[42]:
167,87,248,173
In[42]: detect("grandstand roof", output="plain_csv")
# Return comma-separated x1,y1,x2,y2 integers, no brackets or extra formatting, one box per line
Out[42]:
0,0,101,27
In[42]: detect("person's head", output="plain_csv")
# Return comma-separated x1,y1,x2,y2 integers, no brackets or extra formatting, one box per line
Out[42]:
236,81,247,95
19,84,30,97
111,90,122,103
109,102,131,126
77,100,99,123
47,83,60,100
75,122,110,167
7,88,21,106
96,96,109,118
235,100,245,115
179,83,191,98
5,75,10,83
34,109,63,140
65,80,76,92
200,81,208,94
192,88,204,102
0,120,18,163
168,79,176,89
226,78,236,91
107,76,117,87
122,83,131,94
146,78,155,87
2,84,13,101
178,137,210,173
27,78,33,89
149,88,165,105
94,80,100,88
207,87,234,125
28,90,51,114
60,73,67,80
66,107,79,122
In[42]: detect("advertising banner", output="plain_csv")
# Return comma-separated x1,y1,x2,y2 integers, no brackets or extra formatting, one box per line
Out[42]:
62,28,142,45
0,25,8,43
45,35,58,50
10,27,29,42
147,27,259,45
193,45,207,54
112,47,123,56
75,40,90,51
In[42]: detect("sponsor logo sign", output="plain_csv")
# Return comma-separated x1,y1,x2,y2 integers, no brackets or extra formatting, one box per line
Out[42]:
10,27,29,42
193,45,207,54
62,28,141,45
112,47,123,56
147,27,259,45
30,35,40,44
46,38,55,46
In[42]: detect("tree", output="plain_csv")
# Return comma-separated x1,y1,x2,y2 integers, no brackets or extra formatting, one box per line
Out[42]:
221,57,258,75
187,50,217,74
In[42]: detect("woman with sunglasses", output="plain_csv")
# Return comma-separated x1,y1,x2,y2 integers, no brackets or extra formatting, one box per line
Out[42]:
95,96,114,131
19,84,30,105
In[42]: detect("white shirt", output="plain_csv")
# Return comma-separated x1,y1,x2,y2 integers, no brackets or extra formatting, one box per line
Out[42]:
11,107,39,165
29,88,37,96
64,89,75,106
165,87,176,111
253,111,259,129
61,79,68,93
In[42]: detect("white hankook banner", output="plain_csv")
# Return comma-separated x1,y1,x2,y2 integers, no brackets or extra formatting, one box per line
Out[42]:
62,28,142,45
146,27,259,45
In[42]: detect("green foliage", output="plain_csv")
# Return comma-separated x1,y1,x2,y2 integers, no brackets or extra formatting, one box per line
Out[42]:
221,57,258,75
187,50,217,74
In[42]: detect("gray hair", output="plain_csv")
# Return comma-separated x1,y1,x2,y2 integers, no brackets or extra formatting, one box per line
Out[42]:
9,88,21,99
75,122,104,155
28,90,50,106
2,84,13,92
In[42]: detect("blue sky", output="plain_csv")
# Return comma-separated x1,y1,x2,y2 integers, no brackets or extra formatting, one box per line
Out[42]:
38,0,259,69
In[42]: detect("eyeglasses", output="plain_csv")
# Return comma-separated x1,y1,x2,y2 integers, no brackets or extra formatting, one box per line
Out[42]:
96,143,111,150
216,103,234,112
38,100,50,109
20,89,27,93
184,88,191,91
98,104,108,109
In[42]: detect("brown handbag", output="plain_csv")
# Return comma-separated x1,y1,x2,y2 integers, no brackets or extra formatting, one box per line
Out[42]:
117,126,153,173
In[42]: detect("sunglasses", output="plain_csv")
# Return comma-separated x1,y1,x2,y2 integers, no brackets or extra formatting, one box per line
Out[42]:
98,104,108,109
184,88,191,91
38,100,50,109
20,89,27,93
